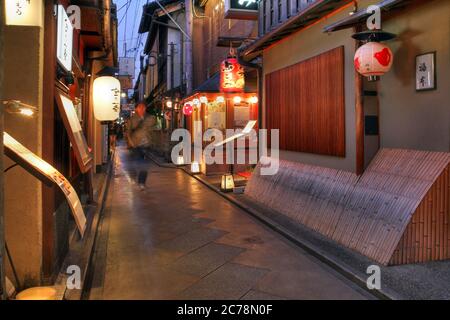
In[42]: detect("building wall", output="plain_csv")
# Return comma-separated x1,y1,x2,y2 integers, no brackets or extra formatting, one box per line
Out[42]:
3,25,44,286
378,0,450,152
193,0,258,87
262,7,357,173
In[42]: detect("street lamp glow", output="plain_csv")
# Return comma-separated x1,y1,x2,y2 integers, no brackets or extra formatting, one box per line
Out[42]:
166,100,173,108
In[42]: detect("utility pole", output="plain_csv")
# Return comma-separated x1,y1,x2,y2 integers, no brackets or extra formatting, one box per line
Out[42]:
184,0,193,95
169,42,175,132
0,1,7,300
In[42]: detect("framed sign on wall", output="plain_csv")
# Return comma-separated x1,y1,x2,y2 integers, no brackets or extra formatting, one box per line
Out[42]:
224,0,259,20
57,4,73,72
416,52,436,91
55,91,93,173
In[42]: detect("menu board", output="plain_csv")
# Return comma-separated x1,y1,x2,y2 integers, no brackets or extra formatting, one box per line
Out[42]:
55,91,93,173
234,105,250,127
4,132,86,237
207,102,226,130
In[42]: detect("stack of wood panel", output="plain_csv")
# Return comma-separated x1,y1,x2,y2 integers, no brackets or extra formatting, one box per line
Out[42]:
245,149,450,265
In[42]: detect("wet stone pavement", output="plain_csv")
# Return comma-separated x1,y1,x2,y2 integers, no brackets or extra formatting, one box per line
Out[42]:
88,144,373,300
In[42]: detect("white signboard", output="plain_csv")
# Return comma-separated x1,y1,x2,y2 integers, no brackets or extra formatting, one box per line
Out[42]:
119,57,135,78
57,5,73,72
4,132,87,237
5,0,43,26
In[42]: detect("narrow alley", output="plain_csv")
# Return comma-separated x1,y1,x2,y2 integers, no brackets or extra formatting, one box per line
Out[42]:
87,144,371,300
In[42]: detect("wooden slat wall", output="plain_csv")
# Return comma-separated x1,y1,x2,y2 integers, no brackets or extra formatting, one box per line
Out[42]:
245,149,450,265
265,46,345,157
390,165,450,265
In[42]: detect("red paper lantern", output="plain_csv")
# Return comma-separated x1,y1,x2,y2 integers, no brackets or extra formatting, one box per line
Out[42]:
183,103,193,116
354,42,393,78
69,83,78,101
220,57,245,93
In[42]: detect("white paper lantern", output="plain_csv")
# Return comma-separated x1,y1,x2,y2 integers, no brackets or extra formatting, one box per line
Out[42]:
93,76,121,121
354,42,393,78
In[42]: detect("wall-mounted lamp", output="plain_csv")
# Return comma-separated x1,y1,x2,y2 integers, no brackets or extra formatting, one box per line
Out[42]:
3,100,38,118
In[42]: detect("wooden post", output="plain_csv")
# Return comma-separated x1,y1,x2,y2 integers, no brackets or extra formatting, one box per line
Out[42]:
354,26,365,175
41,0,57,280
0,0,6,300
184,0,193,95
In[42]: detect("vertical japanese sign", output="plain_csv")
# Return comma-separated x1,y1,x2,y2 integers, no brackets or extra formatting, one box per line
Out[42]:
57,4,73,72
5,0,43,26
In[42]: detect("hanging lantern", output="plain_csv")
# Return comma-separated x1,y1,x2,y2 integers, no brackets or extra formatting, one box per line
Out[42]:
220,57,245,93
183,103,193,116
352,30,396,81
216,96,225,104
221,174,235,192
93,76,121,121
200,96,208,104
354,42,393,80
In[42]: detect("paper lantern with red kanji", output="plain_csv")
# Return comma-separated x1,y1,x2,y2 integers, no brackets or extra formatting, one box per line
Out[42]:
354,42,393,78
183,103,193,116
220,57,245,93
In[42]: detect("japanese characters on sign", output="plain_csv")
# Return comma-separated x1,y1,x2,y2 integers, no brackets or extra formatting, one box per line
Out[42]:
220,57,245,93
5,0,43,26
4,132,87,237
57,4,73,72
93,76,122,121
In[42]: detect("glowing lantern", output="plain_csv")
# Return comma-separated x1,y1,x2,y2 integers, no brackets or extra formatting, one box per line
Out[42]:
191,161,200,174
193,98,200,106
216,96,225,104
220,57,245,93
5,0,43,27
200,96,208,104
93,76,121,121
221,174,235,192
183,103,193,116
354,42,393,80
233,96,242,104
249,96,258,104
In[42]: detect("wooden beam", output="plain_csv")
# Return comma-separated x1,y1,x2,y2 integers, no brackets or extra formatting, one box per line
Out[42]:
354,26,364,175
42,0,57,281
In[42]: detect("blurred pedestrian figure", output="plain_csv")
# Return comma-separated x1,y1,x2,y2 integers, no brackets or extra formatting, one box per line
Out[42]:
128,102,155,188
